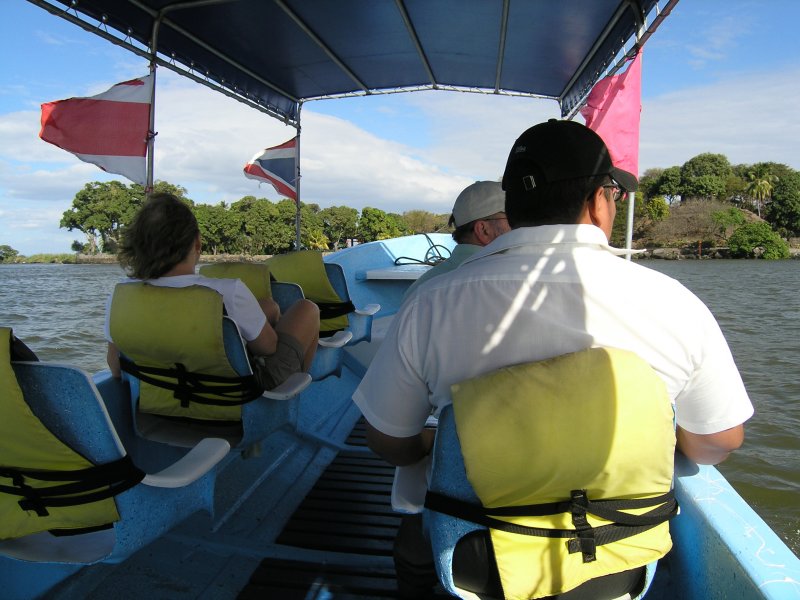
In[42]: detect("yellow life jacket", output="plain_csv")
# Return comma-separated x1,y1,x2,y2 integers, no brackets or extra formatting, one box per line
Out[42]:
0,327,143,540
266,250,352,334
110,282,262,422
199,262,272,302
428,347,677,600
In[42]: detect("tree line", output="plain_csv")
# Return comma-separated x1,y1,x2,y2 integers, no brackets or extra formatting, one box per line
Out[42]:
57,181,450,256
610,154,799,258
2,151,797,262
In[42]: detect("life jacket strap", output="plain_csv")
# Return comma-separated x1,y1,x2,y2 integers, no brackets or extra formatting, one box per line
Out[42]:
0,455,145,517
425,489,678,563
120,355,263,407
315,300,355,321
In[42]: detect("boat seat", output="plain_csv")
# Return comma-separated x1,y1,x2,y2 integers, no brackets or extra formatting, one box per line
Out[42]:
266,250,379,344
323,261,380,345
423,343,680,600
199,262,354,380
0,359,229,565
110,283,311,450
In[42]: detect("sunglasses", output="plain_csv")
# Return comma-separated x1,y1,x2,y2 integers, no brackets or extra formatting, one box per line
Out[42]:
602,181,627,203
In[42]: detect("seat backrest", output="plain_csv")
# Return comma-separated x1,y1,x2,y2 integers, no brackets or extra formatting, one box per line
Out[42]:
110,282,257,423
323,262,350,303
11,362,126,465
0,360,131,549
425,405,484,596
199,262,272,301
426,348,675,600
266,250,351,333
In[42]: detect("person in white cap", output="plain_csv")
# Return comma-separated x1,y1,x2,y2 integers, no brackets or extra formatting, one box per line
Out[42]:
404,180,510,298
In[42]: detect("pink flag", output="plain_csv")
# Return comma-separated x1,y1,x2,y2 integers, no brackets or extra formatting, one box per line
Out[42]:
580,50,642,179
243,137,298,201
40,75,153,185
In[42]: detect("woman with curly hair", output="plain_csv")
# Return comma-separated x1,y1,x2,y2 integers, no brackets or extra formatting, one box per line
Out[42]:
105,192,319,389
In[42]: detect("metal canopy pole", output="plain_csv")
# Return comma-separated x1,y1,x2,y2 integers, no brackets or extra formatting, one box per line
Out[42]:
294,103,303,250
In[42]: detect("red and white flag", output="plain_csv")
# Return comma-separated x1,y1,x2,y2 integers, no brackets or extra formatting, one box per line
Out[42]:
580,50,642,179
39,74,153,185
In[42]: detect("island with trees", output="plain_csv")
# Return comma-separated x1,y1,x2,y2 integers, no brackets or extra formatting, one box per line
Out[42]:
2,153,798,264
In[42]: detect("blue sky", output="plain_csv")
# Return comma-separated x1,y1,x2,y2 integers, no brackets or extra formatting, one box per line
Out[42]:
2,0,799,254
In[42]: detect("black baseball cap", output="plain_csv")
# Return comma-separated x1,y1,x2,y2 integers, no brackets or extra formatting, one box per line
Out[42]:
501,119,638,195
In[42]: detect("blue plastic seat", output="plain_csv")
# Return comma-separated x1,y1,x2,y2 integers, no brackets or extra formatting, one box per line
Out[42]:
200,262,355,381
424,405,658,600
323,262,380,345
0,361,229,565
111,283,311,451
126,314,311,450
270,280,353,380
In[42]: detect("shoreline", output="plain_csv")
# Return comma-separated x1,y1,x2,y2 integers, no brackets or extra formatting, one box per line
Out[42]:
4,247,799,264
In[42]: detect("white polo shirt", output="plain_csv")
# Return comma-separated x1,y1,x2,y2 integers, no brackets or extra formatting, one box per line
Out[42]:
104,274,267,343
353,224,753,439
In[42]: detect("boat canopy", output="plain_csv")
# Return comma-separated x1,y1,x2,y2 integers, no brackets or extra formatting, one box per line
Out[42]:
30,0,674,128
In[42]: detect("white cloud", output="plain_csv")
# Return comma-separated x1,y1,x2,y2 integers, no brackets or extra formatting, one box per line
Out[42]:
2,62,798,255
641,67,800,171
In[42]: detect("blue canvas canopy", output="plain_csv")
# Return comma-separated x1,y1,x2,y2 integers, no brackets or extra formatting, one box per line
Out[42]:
30,0,675,128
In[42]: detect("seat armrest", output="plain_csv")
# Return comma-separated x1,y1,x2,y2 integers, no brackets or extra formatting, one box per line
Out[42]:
355,303,380,316
142,437,230,488
318,330,353,348
261,371,312,401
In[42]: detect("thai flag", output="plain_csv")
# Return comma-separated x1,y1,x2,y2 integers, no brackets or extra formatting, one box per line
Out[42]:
39,75,153,185
243,137,297,200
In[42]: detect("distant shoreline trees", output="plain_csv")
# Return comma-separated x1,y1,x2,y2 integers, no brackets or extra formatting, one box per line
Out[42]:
50,152,800,260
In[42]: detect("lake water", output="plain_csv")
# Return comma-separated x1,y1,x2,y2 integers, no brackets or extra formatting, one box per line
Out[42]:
1,259,798,555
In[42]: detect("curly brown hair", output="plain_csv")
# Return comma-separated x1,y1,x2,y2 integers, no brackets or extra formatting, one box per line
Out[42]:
118,193,199,279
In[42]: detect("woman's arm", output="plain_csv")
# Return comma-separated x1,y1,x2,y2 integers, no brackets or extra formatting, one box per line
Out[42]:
245,322,278,357
107,342,121,378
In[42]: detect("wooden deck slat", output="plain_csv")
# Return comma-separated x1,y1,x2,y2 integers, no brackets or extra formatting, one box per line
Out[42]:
290,507,400,528
241,420,420,598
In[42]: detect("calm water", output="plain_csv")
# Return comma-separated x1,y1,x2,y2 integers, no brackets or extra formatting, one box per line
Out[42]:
1,260,798,555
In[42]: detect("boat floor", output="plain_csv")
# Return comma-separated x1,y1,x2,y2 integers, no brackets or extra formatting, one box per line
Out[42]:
41,406,454,599
241,421,451,599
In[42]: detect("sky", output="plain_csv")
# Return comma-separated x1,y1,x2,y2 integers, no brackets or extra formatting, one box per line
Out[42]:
1,0,799,255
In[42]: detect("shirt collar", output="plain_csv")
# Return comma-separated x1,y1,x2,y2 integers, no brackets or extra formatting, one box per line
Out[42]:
462,224,644,266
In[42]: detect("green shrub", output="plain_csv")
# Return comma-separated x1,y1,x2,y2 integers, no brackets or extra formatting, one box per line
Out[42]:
728,222,790,259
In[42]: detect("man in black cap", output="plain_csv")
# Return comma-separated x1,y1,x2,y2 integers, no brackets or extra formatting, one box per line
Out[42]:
353,120,753,598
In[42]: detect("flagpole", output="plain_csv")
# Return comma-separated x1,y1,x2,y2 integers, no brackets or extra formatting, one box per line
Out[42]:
294,104,302,250
146,19,161,196
145,64,156,195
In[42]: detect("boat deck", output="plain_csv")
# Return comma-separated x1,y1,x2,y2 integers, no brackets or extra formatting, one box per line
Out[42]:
241,421,406,599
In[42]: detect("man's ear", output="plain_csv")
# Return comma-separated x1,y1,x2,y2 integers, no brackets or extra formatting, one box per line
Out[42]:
472,220,493,246
585,186,608,227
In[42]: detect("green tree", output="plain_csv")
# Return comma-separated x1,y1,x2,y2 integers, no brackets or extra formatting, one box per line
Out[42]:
400,210,449,234
644,196,670,222
59,179,189,253
637,168,663,201
651,166,682,203
711,207,746,242
319,206,359,250
679,153,731,201
0,245,19,262
766,170,800,237
745,164,778,218
194,202,239,254
231,196,290,254
728,222,789,259
358,207,406,242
